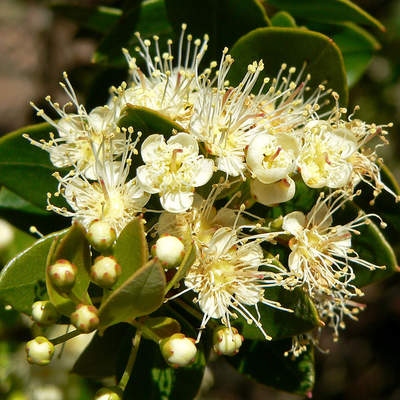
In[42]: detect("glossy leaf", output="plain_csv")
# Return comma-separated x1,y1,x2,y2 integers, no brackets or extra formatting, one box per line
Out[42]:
98,259,166,330
112,217,148,289
0,187,49,216
267,0,384,31
72,323,135,378
165,0,270,61
0,229,68,314
271,11,297,27
118,105,185,137
122,337,206,400
233,286,320,341
0,122,64,209
141,316,181,341
165,244,196,295
228,339,315,396
0,226,35,266
229,27,348,105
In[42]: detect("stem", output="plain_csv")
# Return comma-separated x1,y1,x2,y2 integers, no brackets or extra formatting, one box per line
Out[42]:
174,298,203,321
50,328,81,345
119,330,142,391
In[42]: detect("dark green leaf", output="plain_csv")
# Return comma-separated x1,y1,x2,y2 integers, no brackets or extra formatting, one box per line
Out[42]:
72,323,134,378
165,244,196,295
165,0,270,61
228,27,348,106
123,337,206,400
228,339,315,396
0,229,68,314
0,187,49,216
0,225,35,266
99,259,166,330
141,316,181,341
233,286,320,341
267,0,385,31
0,122,65,209
93,0,142,66
112,217,148,289
271,11,297,27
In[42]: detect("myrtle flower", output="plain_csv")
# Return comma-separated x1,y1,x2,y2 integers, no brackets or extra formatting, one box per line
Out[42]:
48,131,149,235
26,73,124,179
115,24,208,127
136,132,214,213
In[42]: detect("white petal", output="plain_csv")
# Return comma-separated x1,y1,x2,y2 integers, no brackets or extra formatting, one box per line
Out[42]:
217,155,245,177
307,202,332,230
136,165,160,194
283,211,306,236
326,162,353,188
160,190,194,213
168,132,199,154
126,179,151,207
140,134,166,163
88,106,112,133
251,177,296,206
191,158,214,187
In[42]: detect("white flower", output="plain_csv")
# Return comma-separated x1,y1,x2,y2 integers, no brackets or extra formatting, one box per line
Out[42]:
136,133,214,213
26,73,124,179
250,176,296,206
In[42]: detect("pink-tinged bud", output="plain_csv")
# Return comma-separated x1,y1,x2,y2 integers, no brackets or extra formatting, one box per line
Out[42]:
47,259,77,292
70,304,99,333
94,387,123,400
90,256,121,288
151,234,185,268
213,326,243,356
31,301,59,325
87,220,116,253
160,333,197,367
25,336,54,366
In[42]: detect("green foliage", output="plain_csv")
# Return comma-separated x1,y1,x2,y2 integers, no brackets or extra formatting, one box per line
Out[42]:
0,229,68,314
229,27,348,105
112,217,148,289
0,226,35,266
98,259,166,330
267,0,385,31
270,11,297,27
228,339,315,396
141,316,181,340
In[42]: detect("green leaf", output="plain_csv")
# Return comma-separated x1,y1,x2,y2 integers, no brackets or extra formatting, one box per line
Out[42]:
141,316,181,341
51,3,122,34
98,259,166,330
165,244,196,295
93,0,142,66
72,323,135,378
165,0,270,61
0,122,63,209
233,286,320,341
228,339,315,396
0,229,68,314
123,337,206,400
0,225,35,266
112,217,148,289
228,27,348,106
118,105,185,137
0,187,49,216
271,11,297,27
267,0,385,31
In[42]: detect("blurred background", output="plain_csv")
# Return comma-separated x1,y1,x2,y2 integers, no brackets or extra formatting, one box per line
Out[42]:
1,0,400,399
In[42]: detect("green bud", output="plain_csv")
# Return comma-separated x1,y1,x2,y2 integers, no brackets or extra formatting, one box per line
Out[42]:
151,234,185,268
90,256,121,288
213,326,243,356
87,220,116,253
94,387,123,400
47,259,77,292
25,336,54,366
70,304,99,333
160,333,197,367
31,301,59,325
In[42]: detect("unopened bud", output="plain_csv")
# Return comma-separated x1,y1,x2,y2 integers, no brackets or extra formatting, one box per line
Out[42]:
94,387,123,400
31,301,59,325
70,304,99,333
213,326,243,356
25,336,54,366
90,256,121,288
48,259,77,292
151,234,185,268
87,220,116,253
160,333,197,367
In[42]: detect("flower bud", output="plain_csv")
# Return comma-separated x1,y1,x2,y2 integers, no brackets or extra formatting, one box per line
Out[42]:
25,336,54,366
151,234,185,268
160,333,197,367
90,256,121,288
47,259,77,292
87,220,116,253
94,387,123,400
31,301,59,325
213,326,243,356
70,304,99,333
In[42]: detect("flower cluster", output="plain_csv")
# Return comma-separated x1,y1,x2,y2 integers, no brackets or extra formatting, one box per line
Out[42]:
27,25,395,358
